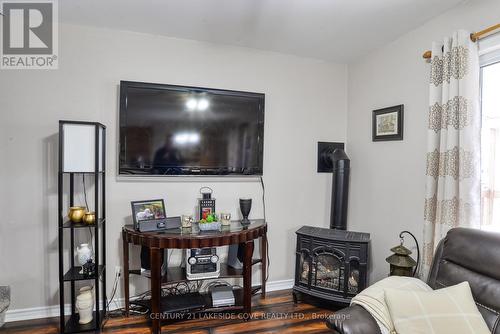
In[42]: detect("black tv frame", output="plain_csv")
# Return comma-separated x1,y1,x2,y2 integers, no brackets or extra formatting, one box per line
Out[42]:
119,80,265,176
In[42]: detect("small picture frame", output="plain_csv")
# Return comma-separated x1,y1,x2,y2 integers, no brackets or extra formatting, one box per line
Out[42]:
130,199,166,225
372,105,404,141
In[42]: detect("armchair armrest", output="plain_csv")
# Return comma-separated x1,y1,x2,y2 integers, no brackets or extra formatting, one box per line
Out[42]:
326,305,381,334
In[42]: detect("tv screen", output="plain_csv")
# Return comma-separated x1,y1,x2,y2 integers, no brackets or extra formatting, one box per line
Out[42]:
119,81,265,176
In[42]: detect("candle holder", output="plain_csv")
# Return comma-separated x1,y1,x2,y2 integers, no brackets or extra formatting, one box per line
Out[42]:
220,213,231,226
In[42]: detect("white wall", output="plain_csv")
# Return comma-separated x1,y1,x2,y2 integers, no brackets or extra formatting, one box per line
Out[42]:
0,24,348,312
346,0,500,282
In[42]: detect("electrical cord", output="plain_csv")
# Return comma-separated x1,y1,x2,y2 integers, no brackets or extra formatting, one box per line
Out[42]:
260,176,270,283
265,237,270,282
106,280,203,320
106,270,120,312
82,175,93,243
82,174,89,211
205,280,231,292
260,176,266,221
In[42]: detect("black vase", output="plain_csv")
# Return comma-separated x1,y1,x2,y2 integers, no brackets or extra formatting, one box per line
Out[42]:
239,198,252,224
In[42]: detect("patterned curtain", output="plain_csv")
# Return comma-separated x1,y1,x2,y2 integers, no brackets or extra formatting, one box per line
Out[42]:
422,30,481,278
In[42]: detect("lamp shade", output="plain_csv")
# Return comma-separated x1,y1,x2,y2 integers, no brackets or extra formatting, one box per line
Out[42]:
61,121,105,173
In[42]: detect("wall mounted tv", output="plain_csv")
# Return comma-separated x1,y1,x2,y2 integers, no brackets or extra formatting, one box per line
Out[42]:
119,81,265,176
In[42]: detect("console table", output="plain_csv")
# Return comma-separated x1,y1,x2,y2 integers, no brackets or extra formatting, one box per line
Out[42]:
122,219,267,334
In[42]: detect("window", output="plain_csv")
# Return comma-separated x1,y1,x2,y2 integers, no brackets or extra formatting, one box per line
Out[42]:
480,38,500,232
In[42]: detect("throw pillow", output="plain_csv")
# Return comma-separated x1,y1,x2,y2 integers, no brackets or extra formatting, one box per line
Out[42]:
384,282,489,334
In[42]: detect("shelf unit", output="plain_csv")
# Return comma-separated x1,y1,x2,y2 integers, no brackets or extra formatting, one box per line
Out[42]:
127,259,264,316
58,121,107,333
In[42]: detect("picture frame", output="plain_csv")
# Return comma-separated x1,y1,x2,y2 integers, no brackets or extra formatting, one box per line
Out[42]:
372,105,404,141
130,199,166,225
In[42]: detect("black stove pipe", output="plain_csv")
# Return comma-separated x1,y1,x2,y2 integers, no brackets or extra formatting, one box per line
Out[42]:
330,148,350,230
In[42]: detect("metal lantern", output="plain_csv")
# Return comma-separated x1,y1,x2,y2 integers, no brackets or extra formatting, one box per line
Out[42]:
386,231,419,277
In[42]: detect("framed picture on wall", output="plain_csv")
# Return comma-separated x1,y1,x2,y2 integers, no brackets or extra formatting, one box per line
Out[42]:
372,104,404,141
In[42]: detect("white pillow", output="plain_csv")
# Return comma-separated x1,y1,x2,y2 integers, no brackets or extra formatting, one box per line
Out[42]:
384,282,490,334
351,276,432,333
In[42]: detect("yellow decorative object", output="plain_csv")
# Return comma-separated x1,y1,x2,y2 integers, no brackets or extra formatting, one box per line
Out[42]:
68,206,86,223
83,211,96,225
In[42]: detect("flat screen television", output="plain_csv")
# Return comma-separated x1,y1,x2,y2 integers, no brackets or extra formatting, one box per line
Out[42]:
119,81,265,176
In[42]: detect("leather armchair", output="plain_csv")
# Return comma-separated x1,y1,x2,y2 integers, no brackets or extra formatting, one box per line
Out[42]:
326,228,500,334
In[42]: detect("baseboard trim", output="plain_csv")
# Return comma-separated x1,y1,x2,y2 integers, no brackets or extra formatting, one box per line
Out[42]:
5,304,69,323
263,279,294,292
5,279,294,323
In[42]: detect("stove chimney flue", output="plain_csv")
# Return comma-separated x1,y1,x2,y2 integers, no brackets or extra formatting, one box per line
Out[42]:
330,148,350,230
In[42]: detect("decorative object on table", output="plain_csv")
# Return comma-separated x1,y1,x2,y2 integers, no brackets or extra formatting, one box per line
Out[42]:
131,199,168,232
185,247,220,280
82,211,96,225
386,230,419,277
0,286,10,328
82,259,96,276
372,105,404,141
76,243,93,274
58,121,107,333
220,213,231,226
68,206,86,223
198,187,216,221
199,213,221,231
239,198,252,224
182,215,194,228
76,286,94,324
198,221,221,231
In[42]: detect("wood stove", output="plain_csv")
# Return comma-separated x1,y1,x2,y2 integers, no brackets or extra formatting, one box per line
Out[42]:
293,226,370,304
293,147,370,304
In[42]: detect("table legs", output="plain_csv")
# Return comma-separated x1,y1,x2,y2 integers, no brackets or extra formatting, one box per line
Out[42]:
122,231,130,316
260,234,267,299
150,247,162,334
243,240,254,314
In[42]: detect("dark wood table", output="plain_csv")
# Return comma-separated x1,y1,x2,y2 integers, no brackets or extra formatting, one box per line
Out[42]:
122,219,268,334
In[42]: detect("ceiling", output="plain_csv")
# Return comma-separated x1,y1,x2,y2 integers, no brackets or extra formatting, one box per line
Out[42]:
60,0,467,63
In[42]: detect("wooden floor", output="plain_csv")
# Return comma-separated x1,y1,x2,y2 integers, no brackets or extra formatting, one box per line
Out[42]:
2,290,337,334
